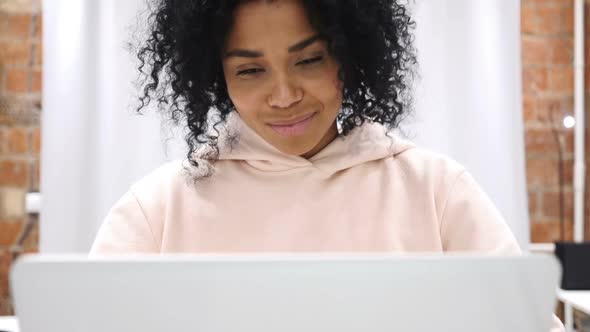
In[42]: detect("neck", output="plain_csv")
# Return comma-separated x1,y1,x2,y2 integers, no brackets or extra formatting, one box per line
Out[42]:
301,121,339,159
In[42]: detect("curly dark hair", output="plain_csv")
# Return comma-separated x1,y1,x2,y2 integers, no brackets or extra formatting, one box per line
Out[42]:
137,0,417,169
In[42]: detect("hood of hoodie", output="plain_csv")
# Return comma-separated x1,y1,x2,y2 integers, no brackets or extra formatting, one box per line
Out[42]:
206,113,414,177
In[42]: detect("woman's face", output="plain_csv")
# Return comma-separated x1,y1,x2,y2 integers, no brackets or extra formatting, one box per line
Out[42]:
222,0,343,158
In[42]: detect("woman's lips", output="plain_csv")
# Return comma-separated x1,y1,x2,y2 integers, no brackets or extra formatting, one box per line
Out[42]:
268,112,317,137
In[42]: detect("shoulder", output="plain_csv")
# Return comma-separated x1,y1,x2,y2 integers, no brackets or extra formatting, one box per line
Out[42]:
127,160,194,209
131,160,187,189
390,137,466,190
91,161,188,254
390,139,519,252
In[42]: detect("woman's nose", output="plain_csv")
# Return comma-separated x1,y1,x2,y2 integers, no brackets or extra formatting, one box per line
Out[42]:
268,74,303,109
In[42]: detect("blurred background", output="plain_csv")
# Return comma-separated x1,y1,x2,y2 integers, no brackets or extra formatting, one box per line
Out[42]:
0,0,589,325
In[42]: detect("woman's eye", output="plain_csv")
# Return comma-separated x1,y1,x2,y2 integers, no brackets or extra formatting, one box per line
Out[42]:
237,68,264,77
297,56,324,66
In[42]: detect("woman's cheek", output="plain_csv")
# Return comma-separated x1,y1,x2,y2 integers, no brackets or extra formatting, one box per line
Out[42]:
228,82,261,111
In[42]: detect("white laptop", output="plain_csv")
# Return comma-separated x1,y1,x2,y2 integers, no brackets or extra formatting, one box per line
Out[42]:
10,254,560,332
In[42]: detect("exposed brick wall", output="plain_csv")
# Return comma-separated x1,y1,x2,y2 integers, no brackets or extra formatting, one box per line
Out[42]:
0,0,41,315
522,0,590,243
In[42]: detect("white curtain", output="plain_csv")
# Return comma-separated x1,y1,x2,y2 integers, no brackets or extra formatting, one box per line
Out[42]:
409,0,530,249
41,0,185,252
41,0,529,252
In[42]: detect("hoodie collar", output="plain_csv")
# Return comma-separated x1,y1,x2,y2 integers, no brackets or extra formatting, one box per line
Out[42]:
210,113,414,177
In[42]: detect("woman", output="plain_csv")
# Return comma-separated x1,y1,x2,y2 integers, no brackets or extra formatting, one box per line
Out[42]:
91,1,563,329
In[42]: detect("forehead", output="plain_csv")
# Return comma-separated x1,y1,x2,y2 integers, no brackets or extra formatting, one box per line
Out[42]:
225,0,317,50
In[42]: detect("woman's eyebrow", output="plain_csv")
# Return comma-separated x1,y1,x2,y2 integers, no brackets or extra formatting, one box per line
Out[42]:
287,35,321,52
224,49,263,59
224,35,321,59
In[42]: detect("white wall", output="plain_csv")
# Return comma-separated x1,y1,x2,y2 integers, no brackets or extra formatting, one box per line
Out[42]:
409,0,529,248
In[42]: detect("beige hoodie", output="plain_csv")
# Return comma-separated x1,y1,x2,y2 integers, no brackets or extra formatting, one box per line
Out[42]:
91,114,564,331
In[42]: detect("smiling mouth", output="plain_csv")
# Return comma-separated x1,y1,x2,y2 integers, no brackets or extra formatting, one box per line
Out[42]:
267,112,317,137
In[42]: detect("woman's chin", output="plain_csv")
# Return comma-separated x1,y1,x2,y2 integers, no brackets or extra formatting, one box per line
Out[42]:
268,137,321,158
265,125,337,159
